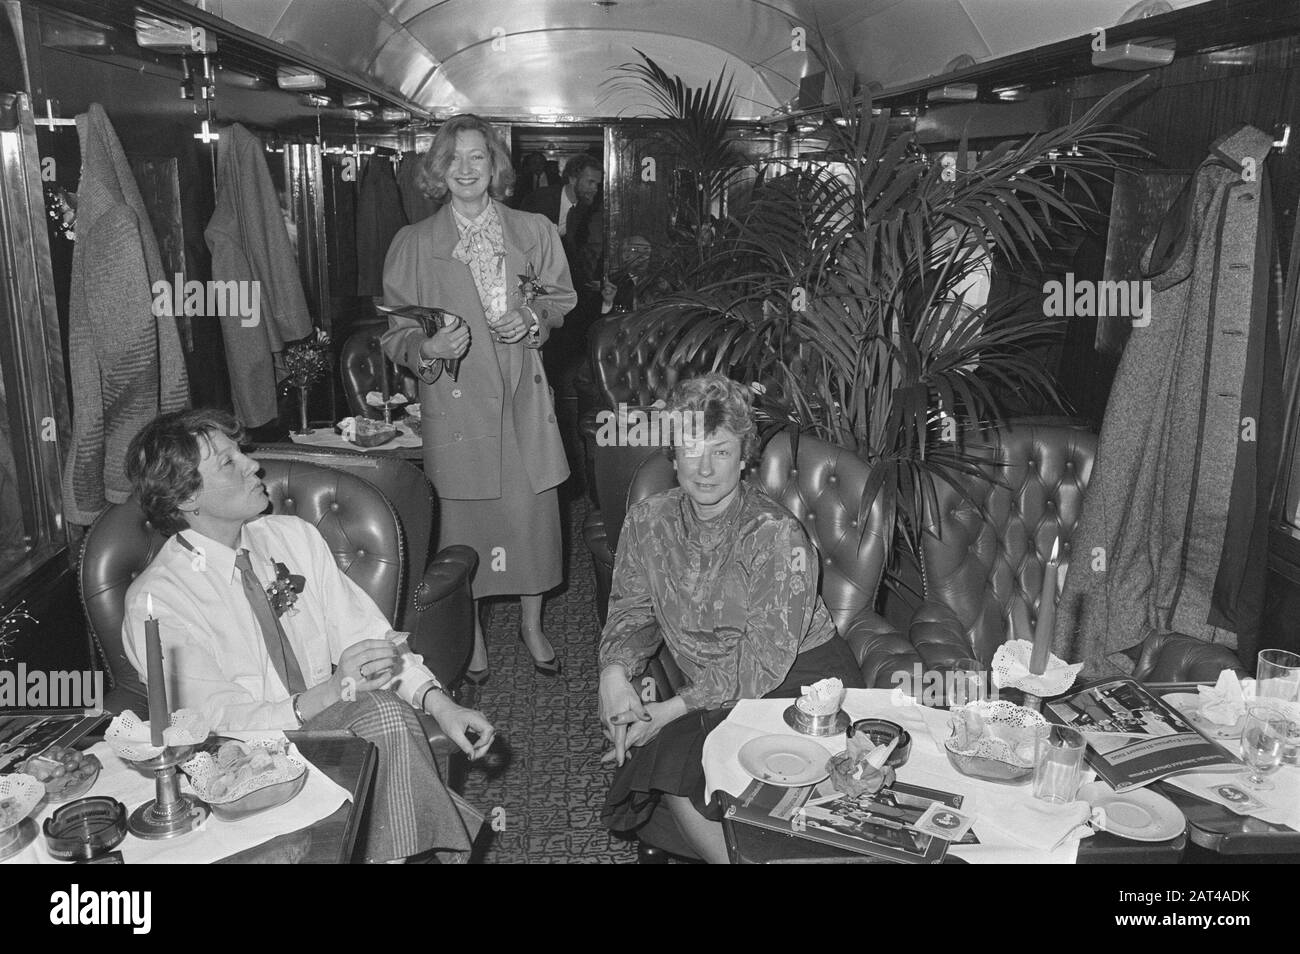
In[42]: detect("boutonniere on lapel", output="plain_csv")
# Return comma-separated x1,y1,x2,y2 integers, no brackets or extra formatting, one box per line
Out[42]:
266,561,306,618
518,263,549,344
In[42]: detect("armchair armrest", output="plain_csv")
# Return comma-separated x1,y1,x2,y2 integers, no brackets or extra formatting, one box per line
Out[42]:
842,611,925,688
1131,631,1248,683
409,544,478,687
582,508,613,566
414,544,478,612
906,599,973,669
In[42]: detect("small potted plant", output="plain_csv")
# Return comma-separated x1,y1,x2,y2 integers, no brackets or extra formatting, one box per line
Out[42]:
283,331,330,435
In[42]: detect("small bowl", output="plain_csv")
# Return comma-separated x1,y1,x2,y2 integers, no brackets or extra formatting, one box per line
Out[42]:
208,771,308,821
846,719,912,769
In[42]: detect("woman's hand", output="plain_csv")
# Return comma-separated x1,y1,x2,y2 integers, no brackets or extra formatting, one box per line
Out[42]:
333,639,403,699
599,664,649,766
419,325,470,361
601,279,618,308
423,689,496,759
492,306,533,344
600,698,687,765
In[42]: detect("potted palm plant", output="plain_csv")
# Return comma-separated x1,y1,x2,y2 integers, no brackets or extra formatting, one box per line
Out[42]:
616,50,1141,566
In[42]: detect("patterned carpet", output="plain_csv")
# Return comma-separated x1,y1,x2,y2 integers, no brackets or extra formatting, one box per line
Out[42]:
456,489,639,863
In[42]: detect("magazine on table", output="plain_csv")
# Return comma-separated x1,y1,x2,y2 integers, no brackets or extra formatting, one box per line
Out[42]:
725,778,976,864
1043,678,1240,792
0,711,109,773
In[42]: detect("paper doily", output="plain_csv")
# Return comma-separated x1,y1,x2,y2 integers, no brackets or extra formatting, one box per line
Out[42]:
946,700,1048,767
105,709,213,762
0,774,45,831
181,739,306,804
992,639,1083,697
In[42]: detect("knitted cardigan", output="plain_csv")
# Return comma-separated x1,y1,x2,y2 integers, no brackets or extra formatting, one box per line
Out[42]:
62,104,189,526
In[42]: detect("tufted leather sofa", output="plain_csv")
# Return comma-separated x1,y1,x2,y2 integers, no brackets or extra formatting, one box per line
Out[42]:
80,455,477,718
579,314,732,505
583,431,923,687
899,420,1245,681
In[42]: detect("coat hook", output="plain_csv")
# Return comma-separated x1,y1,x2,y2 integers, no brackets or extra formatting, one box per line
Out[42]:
1273,123,1290,153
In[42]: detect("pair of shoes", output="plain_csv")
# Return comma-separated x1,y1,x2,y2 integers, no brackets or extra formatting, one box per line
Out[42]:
519,627,561,677
637,842,670,864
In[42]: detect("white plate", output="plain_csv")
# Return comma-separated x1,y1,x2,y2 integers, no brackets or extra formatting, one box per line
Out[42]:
737,734,831,787
1162,692,1244,739
1078,782,1186,842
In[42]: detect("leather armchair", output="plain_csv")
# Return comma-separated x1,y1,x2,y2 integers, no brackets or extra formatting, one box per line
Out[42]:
579,314,729,506
583,431,921,689
250,445,478,687
78,456,474,769
897,420,1245,681
341,321,389,418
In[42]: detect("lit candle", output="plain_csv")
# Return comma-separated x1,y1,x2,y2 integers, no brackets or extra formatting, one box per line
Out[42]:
145,593,169,747
1030,537,1060,676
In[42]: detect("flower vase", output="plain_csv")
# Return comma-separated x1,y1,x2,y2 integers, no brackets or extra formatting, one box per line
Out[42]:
295,385,311,435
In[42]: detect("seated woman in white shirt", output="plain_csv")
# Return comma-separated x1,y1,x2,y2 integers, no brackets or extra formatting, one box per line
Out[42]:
121,408,494,863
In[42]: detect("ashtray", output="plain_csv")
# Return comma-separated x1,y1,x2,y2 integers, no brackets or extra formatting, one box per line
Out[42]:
43,796,128,862
846,718,912,769
783,703,850,737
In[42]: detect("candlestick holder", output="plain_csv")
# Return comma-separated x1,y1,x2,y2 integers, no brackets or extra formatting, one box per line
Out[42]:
127,745,209,840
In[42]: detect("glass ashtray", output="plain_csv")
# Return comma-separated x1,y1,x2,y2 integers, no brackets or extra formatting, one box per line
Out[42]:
43,796,128,862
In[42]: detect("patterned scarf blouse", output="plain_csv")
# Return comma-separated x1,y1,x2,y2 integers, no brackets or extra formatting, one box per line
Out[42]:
451,203,508,325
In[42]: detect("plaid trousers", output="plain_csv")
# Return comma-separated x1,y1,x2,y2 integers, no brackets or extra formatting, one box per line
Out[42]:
306,690,480,862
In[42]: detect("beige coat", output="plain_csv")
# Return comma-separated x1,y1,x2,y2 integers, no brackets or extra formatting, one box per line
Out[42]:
381,201,575,499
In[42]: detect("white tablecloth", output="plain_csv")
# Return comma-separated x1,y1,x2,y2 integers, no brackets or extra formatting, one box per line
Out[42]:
703,689,1087,864
5,733,350,864
1165,742,1300,831
289,424,421,452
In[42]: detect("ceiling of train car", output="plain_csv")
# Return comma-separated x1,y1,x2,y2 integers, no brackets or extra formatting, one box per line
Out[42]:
187,0,1212,119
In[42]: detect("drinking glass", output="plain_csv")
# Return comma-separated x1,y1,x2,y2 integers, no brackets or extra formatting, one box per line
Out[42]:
1032,725,1086,803
1256,649,1300,703
1239,705,1288,791
1255,650,1300,765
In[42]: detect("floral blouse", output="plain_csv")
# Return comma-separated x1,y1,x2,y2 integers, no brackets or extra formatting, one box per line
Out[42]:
599,482,837,711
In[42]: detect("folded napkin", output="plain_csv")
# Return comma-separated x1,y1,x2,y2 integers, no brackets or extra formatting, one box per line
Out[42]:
798,677,845,717
980,796,1093,852
991,639,1083,697
1198,670,1255,726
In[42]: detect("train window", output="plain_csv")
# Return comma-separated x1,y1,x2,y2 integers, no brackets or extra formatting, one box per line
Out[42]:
0,92,69,598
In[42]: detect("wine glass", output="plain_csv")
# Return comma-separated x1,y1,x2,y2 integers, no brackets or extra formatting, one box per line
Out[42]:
1239,705,1288,791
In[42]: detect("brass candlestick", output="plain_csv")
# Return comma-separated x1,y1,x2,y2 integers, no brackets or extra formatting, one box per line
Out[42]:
127,745,208,840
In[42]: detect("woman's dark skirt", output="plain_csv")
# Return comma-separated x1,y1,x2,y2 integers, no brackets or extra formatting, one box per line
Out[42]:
601,635,866,836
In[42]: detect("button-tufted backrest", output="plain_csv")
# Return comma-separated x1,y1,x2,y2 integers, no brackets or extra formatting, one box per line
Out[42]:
754,432,891,636
341,321,388,418
920,421,1095,666
80,458,405,706
617,431,890,637
589,313,730,409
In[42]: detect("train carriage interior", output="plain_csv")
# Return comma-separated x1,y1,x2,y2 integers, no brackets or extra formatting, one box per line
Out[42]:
2,0,1300,874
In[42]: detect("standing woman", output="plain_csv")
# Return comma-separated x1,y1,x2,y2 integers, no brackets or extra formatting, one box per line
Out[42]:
382,114,575,681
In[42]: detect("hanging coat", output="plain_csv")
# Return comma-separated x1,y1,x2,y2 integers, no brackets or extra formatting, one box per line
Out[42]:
1057,125,1282,673
355,155,406,297
62,104,190,525
204,123,312,428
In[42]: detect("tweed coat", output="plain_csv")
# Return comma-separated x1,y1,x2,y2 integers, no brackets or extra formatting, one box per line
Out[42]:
381,201,575,500
1056,125,1279,674
205,123,313,428
63,104,189,526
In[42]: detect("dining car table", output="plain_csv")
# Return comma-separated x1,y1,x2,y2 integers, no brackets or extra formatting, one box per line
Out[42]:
708,686,1300,865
